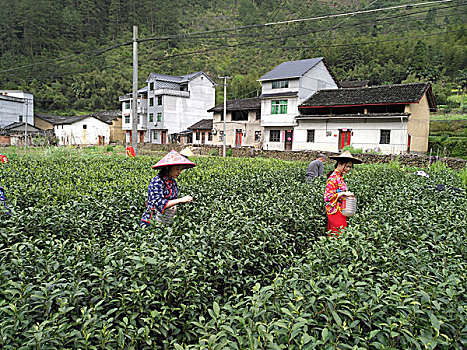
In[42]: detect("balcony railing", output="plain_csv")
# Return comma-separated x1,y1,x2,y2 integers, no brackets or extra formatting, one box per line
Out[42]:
153,89,190,98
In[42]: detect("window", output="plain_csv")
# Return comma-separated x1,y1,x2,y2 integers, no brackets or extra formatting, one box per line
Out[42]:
255,131,262,142
125,115,130,124
380,130,391,144
157,96,162,105
19,115,23,122
270,130,280,142
149,82,154,91
208,132,212,141
149,113,154,123
271,100,287,114
307,130,315,143
149,98,154,107
157,113,162,122
83,124,87,129
125,102,130,109
196,131,200,140
256,111,261,120
272,80,289,89
137,115,140,124
232,110,248,121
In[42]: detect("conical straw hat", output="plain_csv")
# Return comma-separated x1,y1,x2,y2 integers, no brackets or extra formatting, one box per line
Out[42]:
180,147,194,158
329,150,363,164
152,150,196,169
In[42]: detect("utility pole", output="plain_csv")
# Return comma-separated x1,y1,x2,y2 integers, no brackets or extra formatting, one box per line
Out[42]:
219,76,231,157
131,26,138,155
24,99,28,150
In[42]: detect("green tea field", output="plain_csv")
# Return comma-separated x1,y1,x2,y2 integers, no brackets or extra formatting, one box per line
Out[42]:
0,153,466,349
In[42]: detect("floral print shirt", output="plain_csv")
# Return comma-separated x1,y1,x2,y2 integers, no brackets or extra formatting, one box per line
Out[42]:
324,169,348,215
140,175,178,225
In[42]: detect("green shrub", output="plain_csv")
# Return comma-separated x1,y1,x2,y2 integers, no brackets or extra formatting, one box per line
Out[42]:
226,148,233,157
342,145,363,154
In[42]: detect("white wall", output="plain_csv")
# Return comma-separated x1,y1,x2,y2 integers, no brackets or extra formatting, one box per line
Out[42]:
147,74,215,143
0,91,34,128
299,61,338,102
55,117,110,145
293,118,408,154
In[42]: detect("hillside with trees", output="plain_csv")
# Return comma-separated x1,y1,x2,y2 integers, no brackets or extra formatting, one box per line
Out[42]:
0,0,465,113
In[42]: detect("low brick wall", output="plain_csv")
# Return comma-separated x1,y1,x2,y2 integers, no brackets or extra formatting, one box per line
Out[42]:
139,144,467,170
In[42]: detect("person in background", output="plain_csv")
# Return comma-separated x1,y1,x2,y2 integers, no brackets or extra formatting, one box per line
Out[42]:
305,154,327,182
324,151,362,237
140,150,196,228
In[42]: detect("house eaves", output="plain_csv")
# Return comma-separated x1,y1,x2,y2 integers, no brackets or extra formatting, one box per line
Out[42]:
258,58,324,82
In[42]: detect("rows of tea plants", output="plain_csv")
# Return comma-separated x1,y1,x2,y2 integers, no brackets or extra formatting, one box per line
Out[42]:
0,153,466,349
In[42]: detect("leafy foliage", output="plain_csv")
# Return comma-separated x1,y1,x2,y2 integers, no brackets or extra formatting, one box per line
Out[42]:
0,0,465,114
0,153,466,348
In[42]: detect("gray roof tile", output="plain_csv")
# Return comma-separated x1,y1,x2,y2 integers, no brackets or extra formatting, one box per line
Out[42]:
258,57,324,81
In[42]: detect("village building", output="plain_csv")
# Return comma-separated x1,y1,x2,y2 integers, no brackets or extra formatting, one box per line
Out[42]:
295,82,436,154
188,119,214,145
120,71,216,144
37,111,123,146
0,90,34,129
258,58,339,151
208,97,262,148
0,122,45,146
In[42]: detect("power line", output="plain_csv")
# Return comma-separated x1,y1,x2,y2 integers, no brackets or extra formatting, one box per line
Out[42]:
0,0,456,74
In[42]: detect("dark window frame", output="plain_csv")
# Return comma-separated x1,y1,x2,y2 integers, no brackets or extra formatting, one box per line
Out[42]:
270,130,280,142
380,129,391,144
307,129,315,143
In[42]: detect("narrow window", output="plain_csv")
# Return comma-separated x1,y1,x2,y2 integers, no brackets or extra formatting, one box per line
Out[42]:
149,98,154,107
380,130,391,144
157,96,162,105
256,111,261,120
149,82,154,91
125,115,130,124
19,115,23,122
125,102,130,109
149,113,154,123
307,130,315,143
255,131,262,142
157,113,162,122
196,131,200,140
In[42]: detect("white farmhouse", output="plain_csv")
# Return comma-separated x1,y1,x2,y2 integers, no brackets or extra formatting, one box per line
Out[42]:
295,83,436,154
258,58,339,150
0,90,34,128
120,71,216,144
53,115,113,146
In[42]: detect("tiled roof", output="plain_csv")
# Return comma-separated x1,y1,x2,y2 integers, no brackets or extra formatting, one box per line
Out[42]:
259,91,298,99
147,71,216,85
299,83,436,109
3,122,38,130
208,97,261,112
258,58,324,81
188,119,213,130
340,80,370,88
36,111,120,126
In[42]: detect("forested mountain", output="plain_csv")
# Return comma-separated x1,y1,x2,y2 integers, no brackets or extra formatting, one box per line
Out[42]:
0,0,465,113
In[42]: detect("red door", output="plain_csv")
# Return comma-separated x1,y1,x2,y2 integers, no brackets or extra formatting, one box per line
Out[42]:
407,134,411,153
339,129,351,150
161,131,167,144
235,129,242,147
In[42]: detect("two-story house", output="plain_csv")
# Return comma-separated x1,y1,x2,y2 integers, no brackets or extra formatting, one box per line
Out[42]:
258,58,339,150
295,83,436,154
120,71,216,144
208,97,262,148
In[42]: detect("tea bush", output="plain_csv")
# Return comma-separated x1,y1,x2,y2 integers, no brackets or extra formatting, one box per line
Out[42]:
0,155,465,349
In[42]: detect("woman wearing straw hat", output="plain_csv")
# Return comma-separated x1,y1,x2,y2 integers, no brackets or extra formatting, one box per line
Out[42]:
324,150,362,237
140,150,196,228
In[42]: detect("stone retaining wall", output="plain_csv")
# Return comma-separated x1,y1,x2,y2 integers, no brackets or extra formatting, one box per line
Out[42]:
139,144,467,170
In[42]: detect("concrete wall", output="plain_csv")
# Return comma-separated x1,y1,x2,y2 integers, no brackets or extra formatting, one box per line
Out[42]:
406,93,431,153
298,61,338,101
55,117,110,145
212,110,262,148
0,92,34,128
34,117,53,130
293,117,408,154
146,75,215,143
